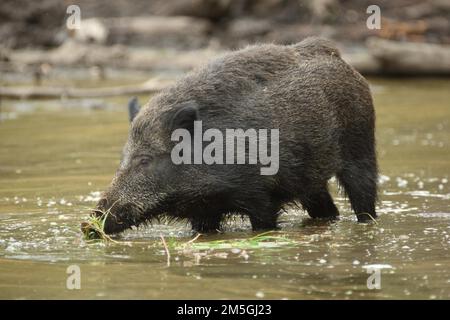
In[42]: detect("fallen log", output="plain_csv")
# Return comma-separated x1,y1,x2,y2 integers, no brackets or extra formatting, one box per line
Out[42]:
341,51,382,75
366,37,450,75
0,80,169,99
3,38,450,101
8,41,218,72
74,16,212,49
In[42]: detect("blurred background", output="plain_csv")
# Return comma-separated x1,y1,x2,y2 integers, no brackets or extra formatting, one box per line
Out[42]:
0,0,449,300
1,0,450,92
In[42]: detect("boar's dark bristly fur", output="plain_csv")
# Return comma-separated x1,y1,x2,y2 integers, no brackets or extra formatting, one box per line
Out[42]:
93,37,378,234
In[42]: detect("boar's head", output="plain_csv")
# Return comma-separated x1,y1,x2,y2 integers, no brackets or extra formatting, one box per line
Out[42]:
92,98,215,234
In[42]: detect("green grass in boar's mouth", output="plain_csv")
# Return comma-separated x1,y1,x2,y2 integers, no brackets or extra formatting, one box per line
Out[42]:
81,209,118,242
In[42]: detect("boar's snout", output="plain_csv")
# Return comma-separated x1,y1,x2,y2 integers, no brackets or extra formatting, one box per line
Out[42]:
92,196,137,234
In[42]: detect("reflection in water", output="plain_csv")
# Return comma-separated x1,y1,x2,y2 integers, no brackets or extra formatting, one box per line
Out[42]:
0,78,449,299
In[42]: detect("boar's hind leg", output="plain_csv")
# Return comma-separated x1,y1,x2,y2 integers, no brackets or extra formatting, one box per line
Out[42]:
302,188,339,220
337,159,378,222
190,215,222,233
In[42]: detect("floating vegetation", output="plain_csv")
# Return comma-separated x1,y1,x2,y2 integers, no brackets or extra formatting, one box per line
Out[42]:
153,231,298,267
171,231,296,251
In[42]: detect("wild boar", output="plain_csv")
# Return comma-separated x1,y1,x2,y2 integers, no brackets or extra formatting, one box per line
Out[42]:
91,37,378,234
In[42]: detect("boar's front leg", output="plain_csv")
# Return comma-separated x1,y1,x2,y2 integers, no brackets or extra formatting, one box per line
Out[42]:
302,188,339,220
247,199,281,231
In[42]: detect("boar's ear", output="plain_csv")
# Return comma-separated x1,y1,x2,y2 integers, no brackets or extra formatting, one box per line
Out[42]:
169,102,199,133
128,97,140,123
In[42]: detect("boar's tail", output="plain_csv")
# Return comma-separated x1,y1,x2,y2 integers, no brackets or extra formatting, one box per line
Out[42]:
292,37,341,58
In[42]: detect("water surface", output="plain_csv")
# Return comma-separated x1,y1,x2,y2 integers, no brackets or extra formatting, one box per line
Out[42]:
0,78,449,299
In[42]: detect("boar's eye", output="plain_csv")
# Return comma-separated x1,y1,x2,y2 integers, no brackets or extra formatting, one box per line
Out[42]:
133,156,152,168
139,158,151,166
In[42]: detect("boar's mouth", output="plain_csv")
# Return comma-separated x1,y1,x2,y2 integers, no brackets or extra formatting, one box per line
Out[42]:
91,201,165,235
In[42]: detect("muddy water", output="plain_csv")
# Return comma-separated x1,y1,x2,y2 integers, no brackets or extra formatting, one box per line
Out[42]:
0,78,449,299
